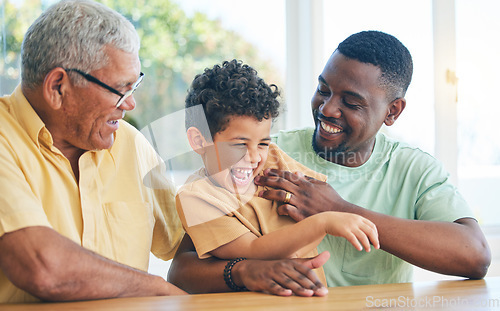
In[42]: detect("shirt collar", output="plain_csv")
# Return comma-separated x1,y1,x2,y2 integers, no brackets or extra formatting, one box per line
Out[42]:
12,85,50,148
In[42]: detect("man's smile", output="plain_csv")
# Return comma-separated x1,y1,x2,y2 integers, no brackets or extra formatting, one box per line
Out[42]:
320,120,343,134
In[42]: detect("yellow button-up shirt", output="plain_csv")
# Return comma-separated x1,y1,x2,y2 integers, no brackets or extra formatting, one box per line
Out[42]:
0,86,183,303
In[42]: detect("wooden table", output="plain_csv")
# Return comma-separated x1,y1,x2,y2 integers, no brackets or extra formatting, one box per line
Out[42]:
3,277,499,310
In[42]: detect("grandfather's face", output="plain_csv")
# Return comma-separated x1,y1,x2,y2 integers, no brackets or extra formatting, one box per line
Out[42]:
310,52,392,167
61,47,141,151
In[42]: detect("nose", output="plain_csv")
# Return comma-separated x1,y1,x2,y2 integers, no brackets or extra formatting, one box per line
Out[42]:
118,95,136,111
319,97,342,119
244,147,261,164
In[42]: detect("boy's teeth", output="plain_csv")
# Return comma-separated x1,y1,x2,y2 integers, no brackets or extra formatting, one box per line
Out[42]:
234,168,251,174
231,168,252,181
321,121,341,133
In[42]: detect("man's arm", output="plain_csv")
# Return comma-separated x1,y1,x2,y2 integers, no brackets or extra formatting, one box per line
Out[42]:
168,234,330,296
0,226,186,301
255,169,491,279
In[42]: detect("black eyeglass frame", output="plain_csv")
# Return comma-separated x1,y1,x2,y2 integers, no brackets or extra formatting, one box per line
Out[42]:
64,68,144,108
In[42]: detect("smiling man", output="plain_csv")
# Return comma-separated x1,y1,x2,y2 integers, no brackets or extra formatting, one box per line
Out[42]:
0,0,184,303
168,30,491,295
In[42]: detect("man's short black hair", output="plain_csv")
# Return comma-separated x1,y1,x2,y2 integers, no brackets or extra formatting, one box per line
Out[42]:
185,59,280,140
337,30,413,100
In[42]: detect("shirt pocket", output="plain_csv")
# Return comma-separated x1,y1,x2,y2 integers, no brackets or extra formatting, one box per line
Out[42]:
103,201,154,270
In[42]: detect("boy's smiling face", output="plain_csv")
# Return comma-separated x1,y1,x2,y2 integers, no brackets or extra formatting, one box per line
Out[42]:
204,115,272,195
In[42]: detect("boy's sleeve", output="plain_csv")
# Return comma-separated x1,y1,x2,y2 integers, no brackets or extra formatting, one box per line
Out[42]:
175,182,252,259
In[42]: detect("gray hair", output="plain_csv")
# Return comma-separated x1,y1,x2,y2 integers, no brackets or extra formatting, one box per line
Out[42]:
21,0,140,89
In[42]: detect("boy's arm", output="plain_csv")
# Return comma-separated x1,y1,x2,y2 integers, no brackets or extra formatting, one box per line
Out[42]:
210,211,379,260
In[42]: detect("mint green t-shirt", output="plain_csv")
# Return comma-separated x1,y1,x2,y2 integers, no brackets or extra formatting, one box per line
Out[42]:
273,128,474,286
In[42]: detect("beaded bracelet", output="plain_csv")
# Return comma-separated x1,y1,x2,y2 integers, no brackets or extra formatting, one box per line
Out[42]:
223,257,247,292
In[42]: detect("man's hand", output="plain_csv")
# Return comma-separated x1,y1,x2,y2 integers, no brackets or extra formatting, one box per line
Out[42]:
232,251,330,297
255,168,348,221
168,235,330,296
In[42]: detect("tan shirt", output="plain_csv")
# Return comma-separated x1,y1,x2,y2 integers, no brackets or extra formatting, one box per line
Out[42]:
0,86,183,303
176,144,327,283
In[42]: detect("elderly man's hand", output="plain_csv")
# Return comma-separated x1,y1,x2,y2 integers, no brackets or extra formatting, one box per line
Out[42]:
255,168,348,222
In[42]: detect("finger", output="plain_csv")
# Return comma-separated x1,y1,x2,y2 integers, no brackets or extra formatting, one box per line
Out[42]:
345,232,363,251
358,219,379,249
258,187,296,205
364,220,380,249
301,251,330,270
261,281,293,297
259,188,287,202
301,174,321,183
287,262,328,295
262,168,283,177
262,169,306,186
281,189,292,203
294,253,330,296
272,268,318,297
354,229,372,252
274,275,315,297
276,204,290,216
354,219,381,251
269,260,327,297
255,174,290,190
277,204,306,222
293,171,305,178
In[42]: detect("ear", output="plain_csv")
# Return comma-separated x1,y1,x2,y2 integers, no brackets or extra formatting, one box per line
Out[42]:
42,67,68,110
384,98,406,126
186,127,209,155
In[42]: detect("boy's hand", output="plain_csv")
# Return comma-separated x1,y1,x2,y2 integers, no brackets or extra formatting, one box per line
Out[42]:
323,212,380,252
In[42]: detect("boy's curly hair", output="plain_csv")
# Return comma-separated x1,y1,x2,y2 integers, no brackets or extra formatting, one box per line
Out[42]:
185,59,281,140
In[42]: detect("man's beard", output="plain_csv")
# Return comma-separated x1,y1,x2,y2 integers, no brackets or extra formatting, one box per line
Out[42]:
311,126,348,162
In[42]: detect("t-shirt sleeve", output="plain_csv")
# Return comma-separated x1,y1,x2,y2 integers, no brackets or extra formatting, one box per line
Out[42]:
176,185,251,259
0,135,51,237
411,150,474,222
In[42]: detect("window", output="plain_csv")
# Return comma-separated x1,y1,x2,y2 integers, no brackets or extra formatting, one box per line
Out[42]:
321,0,435,155
317,0,500,227
456,0,500,227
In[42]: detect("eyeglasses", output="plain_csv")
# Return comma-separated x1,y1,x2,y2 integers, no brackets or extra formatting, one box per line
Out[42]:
64,68,144,108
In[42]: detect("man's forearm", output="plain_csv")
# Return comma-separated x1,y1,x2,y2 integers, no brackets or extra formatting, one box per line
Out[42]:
348,204,491,278
34,246,182,301
168,234,230,293
0,227,184,301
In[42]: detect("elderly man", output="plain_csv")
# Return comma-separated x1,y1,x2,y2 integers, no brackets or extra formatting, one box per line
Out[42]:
168,30,490,296
0,0,184,303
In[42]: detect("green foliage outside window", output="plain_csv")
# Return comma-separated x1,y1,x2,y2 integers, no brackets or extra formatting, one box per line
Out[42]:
0,0,283,130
